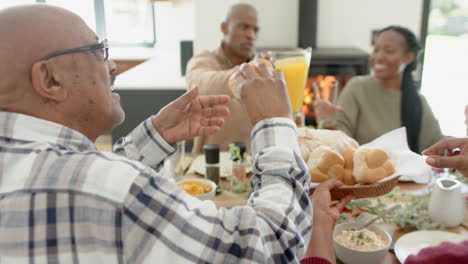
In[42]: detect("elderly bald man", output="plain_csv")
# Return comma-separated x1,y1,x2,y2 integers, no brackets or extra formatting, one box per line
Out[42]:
186,3,260,155
0,4,349,264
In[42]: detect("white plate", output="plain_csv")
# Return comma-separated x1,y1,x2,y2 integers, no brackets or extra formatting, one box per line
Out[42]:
398,175,413,182
394,230,466,263
190,152,252,177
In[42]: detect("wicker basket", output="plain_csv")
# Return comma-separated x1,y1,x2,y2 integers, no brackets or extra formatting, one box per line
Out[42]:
309,176,400,200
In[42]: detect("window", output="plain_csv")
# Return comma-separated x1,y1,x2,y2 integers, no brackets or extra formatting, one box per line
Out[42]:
103,0,156,47
0,0,35,8
421,0,468,137
0,0,156,47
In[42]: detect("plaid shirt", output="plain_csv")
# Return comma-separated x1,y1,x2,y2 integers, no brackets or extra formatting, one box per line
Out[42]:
0,111,312,263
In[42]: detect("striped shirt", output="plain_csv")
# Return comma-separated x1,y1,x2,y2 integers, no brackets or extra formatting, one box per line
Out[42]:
0,111,312,263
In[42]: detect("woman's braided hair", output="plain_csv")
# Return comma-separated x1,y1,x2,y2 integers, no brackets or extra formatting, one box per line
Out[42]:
378,25,422,152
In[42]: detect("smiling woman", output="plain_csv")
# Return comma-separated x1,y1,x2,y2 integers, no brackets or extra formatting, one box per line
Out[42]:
333,25,444,154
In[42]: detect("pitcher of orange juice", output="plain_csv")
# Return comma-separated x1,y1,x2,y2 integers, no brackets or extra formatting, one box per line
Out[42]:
271,47,312,127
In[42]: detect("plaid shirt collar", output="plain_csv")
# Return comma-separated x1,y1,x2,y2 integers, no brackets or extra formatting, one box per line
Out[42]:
0,111,96,151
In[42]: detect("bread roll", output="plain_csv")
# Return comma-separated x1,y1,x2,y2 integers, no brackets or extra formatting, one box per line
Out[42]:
342,169,356,185
307,146,344,183
343,148,355,169
297,127,359,156
342,148,356,185
309,168,329,183
353,148,395,183
229,58,274,99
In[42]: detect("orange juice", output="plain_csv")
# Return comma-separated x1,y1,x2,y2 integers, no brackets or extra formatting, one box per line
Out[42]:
275,56,308,112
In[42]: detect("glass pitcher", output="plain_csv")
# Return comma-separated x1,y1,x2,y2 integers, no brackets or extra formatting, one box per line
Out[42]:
270,47,312,127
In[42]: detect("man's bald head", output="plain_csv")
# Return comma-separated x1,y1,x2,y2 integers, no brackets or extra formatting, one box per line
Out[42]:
224,3,257,24
0,4,96,109
221,3,258,64
0,4,123,141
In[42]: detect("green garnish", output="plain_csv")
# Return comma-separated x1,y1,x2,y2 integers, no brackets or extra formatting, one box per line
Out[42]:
338,187,444,230
224,176,252,196
229,143,245,162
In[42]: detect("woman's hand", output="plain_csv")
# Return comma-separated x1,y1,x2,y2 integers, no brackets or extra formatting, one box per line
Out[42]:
314,99,342,129
311,179,352,227
304,179,352,263
422,137,468,178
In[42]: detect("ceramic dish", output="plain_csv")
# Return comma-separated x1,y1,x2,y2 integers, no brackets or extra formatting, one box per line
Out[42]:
398,175,413,182
176,178,217,200
394,230,466,263
333,222,392,264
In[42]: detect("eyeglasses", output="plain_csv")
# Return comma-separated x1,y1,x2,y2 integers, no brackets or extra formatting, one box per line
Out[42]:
41,39,109,61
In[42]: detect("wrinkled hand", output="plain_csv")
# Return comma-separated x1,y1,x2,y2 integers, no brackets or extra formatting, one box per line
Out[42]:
311,179,352,227
152,87,230,144
422,137,468,178
235,61,292,125
314,99,342,129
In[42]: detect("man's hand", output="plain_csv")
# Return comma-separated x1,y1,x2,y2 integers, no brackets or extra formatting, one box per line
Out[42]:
311,179,352,227
235,61,292,125
422,137,468,178
151,87,230,144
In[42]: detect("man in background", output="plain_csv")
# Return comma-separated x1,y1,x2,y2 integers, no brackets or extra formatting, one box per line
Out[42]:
186,3,259,154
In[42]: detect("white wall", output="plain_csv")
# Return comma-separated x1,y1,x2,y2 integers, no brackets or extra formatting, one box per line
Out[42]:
317,0,424,53
154,1,195,49
193,0,299,54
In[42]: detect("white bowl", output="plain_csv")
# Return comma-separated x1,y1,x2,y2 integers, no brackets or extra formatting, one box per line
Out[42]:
333,222,392,264
176,178,216,200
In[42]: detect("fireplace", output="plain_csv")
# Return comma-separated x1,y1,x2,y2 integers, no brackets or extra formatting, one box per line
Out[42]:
304,47,370,126
298,0,371,126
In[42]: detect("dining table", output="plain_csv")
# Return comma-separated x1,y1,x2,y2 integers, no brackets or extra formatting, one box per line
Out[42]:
181,171,468,264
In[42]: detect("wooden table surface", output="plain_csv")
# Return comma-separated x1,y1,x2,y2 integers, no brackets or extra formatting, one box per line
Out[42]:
182,174,468,264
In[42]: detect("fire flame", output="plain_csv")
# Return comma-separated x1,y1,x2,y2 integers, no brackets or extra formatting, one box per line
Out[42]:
303,75,338,116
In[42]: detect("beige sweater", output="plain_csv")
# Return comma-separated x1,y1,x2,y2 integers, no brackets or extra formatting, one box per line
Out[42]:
335,76,443,153
185,46,252,154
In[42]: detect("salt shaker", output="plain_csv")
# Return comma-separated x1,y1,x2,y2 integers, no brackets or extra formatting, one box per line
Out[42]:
232,141,247,182
203,144,220,185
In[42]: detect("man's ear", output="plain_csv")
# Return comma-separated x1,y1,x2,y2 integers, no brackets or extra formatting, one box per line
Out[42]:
31,61,67,102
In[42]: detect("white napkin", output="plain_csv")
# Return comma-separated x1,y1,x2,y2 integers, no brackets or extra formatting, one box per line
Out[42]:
361,127,432,184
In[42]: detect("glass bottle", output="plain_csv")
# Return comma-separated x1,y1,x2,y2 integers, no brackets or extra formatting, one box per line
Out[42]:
203,144,220,186
232,141,247,183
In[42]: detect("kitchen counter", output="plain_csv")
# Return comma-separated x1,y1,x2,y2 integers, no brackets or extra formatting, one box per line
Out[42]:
114,48,186,90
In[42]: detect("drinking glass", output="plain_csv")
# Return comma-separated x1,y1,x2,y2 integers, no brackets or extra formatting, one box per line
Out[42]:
313,79,339,128
162,141,185,181
271,47,312,127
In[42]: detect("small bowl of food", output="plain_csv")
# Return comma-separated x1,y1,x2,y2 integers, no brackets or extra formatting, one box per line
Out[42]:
177,178,216,200
333,222,392,264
